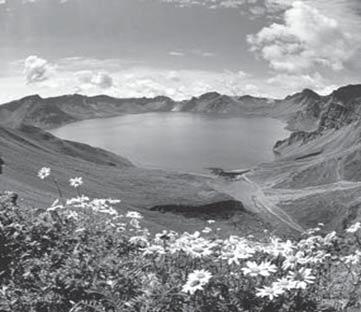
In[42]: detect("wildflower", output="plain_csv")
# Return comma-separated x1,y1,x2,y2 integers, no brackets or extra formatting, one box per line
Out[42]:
69,177,83,188
126,211,143,219
106,280,116,288
66,210,79,221
342,250,361,265
343,254,360,265
323,231,337,246
182,270,212,295
155,230,177,242
202,227,212,234
256,285,284,300
38,167,51,179
242,261,277,277
66,195,90,208
129,236,149,247
142,245,165,256
129,218,141,229
186,243,214,258
282,255,298,270
282,251,313,270
47,199,64,212
287,268,315,290
107,198,121,204
141,273,161,296
272,277,296,291
305,227,322,236
346,222,361,233
265,237,295,257
222,246,255,265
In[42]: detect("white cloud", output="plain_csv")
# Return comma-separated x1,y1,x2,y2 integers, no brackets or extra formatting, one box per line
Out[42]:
75,71,113,89
160,0,292,17
267,72,337,96
24,55,54,84
248,1,356,74
38,58,258,100
169,51,185,57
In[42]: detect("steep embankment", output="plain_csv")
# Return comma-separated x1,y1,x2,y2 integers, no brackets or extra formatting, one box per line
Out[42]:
247,84,361,232
273,85,361,187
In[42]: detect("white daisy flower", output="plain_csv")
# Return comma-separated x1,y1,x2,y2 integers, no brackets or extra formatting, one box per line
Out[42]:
38,167,51,179
69,177,83,188
346,222,361,233
256,285,284,300
126,211,143,219
182,270,212,295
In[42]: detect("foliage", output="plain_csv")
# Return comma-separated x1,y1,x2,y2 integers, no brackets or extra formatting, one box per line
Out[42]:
0,168,361,311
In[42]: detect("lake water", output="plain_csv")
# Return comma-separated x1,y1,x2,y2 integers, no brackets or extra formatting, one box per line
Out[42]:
51,112,289,174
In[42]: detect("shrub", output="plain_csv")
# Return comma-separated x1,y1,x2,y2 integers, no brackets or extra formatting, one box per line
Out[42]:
0,168,361,311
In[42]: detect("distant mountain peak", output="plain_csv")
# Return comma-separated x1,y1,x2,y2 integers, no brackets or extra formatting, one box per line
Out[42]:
197,92,222,100
285,88,320,101
301,88,320,98
331,84,361,103
21,94,43,102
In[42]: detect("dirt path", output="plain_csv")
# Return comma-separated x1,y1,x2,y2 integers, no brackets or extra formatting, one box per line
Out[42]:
210,175,305,233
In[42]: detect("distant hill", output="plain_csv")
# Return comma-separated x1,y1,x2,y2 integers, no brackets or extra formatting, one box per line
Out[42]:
0,89,333,132
0,91,311,130
0,94,175,130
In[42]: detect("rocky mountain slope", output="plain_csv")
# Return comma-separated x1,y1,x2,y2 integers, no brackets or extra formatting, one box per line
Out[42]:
0,90,315,130
0,94,175,130
245,84,361,232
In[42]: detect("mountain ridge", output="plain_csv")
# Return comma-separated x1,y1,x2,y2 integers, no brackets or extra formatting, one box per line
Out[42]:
0,91,283,130
2,83,361,235
1,85,349,132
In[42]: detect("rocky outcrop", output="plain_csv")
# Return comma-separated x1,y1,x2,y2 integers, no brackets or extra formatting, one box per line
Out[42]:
274,84,361,155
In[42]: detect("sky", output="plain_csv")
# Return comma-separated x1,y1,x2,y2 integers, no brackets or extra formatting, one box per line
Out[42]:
0,0,360,103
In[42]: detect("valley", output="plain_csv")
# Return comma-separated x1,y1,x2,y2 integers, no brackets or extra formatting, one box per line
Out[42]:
1,84,361,236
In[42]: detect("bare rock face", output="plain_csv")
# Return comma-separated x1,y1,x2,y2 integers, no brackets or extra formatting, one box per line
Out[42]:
0,191,18,208
274,84,361,154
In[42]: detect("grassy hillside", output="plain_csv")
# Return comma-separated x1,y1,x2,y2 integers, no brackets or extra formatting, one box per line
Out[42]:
0,125,271,236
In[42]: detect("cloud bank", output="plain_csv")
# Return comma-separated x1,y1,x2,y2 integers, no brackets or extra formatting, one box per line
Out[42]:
247,1,355,74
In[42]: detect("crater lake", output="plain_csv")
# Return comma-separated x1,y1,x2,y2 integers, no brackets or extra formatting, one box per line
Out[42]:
51,112,289,174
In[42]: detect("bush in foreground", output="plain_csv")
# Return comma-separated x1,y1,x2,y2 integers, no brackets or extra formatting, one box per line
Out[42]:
0,168,361,311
